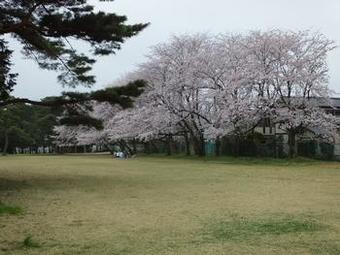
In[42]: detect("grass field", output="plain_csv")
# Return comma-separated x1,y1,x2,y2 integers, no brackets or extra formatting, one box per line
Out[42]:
0,155,340,255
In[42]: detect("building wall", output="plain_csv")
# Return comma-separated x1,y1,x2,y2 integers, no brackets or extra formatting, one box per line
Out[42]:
254,120,340,160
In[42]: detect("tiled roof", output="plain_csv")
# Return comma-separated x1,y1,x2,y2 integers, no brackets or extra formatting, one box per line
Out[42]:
309,97,340,109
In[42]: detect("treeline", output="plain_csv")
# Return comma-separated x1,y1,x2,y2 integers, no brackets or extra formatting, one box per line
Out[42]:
0,104,59,155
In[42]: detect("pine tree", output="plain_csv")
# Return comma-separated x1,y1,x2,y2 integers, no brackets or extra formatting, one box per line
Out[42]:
0,0,148,107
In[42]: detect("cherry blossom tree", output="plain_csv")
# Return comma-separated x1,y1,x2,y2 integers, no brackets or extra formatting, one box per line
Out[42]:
136,34,218,156
198,34,262,155
245,30,337,157
54,30,338,158
54,101,119,152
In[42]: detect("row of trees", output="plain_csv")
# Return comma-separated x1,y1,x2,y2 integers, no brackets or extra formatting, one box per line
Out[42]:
55,30,339,157
0,103,59,155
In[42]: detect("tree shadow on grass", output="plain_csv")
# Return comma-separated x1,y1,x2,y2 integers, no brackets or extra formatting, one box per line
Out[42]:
0,178,29,191
0,174,154,193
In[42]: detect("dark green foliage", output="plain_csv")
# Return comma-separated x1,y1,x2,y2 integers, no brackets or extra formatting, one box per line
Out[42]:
297,141,335,160
60,115,103,130
7,127,35,146
202,216,326,242
57,79,145,129
298,140,317,158
319,143,334,160
0,0,148,106
91,80,146,108
23,236,40,248
0,104,59,154
220,135,277,157
0,202,22,215
0,39,17,100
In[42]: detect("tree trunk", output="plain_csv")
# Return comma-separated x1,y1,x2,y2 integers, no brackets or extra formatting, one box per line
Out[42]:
104,143,114,154
119,140,133,156
184,133,191,156
288,130,297,158
233,135,241,157
192,135,206,157
150,141,159,153
124,142,134,156
215,137,221,157
166,135,172,156
2,130,9,156
144,142,151,154
132,139,137,155
200,137,206,157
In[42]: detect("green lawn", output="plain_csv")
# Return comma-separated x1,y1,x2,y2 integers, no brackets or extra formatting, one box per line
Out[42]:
0,155,339,255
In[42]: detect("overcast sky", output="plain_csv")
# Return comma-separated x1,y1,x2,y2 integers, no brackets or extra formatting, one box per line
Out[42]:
12,0,340,100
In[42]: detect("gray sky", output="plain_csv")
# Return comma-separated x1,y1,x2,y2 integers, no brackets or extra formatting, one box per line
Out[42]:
12,0,340,100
